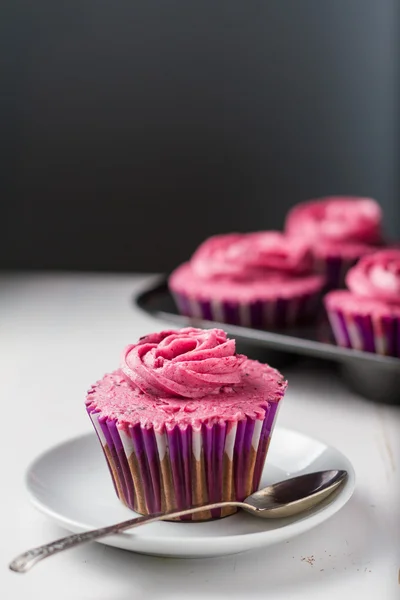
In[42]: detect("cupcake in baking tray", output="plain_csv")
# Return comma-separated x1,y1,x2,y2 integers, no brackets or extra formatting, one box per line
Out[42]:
324,249,400,357
86,327,287,520
168,231,325,330
285,196,383,289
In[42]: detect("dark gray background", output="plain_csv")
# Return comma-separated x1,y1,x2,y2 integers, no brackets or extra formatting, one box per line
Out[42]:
2,1,399,272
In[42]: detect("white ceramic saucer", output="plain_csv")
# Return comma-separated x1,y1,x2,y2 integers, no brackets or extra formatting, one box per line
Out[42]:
26,428,355,558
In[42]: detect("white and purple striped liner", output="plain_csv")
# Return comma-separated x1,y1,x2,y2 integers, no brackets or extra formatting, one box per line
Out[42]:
172,292,320,330
87,400,281,521
314,255,358,290
327,308,400,357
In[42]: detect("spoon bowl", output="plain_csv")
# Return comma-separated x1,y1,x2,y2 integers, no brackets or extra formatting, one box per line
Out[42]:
242,469,347,518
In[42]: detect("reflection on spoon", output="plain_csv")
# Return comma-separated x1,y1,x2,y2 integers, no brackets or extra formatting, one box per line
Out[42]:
10,469,347,573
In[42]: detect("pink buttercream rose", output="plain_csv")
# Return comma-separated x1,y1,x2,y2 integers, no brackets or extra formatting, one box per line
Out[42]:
121,328,245,398
346,250,400,304
191,231,312,280
285,197,382,245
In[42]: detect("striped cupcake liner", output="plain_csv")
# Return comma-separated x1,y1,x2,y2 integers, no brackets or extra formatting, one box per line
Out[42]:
171,291,321,330
327,308,400,357
87,401,280,521
314,255,358,290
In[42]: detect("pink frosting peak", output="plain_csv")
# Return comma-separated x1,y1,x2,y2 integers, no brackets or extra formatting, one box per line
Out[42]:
346,249,400,304
285,196,383,245
121,328,245,399
191,231,312,280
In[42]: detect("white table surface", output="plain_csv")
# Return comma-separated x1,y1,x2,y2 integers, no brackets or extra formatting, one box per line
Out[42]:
1,272,399,600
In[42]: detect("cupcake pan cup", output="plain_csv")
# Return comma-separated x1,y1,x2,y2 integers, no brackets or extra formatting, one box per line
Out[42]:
135,278,400,404
87,401,280,521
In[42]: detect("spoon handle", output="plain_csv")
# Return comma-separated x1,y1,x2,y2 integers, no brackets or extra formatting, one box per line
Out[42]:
9,500,245,573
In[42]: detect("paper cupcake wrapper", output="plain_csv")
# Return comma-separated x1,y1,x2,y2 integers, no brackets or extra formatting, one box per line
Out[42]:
87,402,280,521
327,308,400,357
172,291,320,330
314,255,357,290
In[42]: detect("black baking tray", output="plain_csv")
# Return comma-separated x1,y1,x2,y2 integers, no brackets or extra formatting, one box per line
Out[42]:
135,278,400,404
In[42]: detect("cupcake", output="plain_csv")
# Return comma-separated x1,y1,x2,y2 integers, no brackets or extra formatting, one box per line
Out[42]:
324,249,400,357
86,327,287,520
169,231,325,330
285,196,383,288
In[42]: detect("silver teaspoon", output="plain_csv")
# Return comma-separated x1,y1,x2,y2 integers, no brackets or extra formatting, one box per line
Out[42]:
10,469,347,573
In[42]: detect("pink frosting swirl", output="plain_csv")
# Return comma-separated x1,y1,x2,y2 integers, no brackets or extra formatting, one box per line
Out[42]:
191,231,312,280
285,197,382,245
121,328,245,398
346,249,400,304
